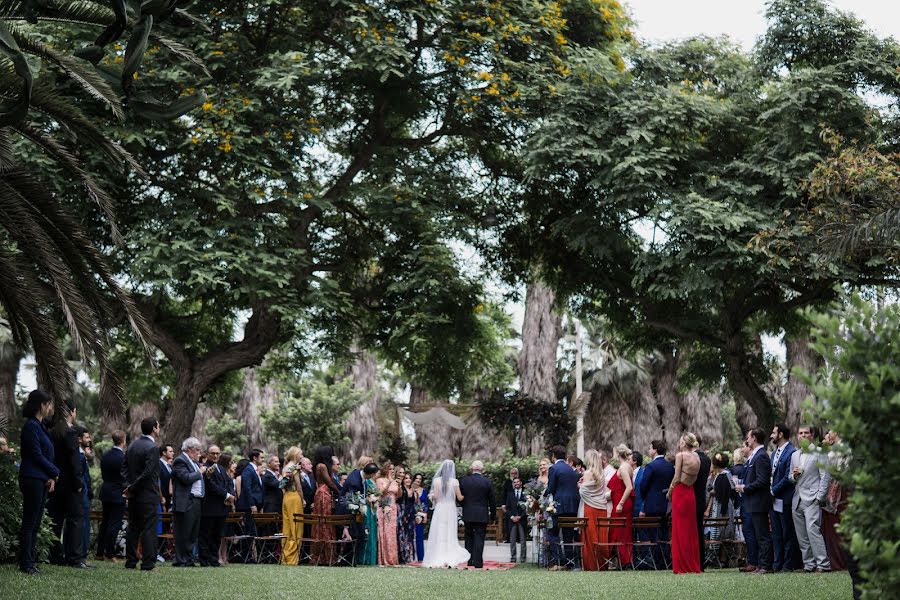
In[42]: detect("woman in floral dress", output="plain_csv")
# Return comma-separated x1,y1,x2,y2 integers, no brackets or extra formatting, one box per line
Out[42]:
376,461,400,565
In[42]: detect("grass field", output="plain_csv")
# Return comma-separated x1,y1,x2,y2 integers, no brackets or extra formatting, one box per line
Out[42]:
0,561,854,600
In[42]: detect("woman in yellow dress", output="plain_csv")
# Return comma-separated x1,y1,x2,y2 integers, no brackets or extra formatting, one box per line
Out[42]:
280,446,305,565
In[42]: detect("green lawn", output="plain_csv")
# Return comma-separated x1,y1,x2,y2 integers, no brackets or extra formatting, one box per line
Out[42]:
0,562,853,600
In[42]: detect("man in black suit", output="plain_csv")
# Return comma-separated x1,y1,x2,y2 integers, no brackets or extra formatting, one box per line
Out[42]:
546,445,581,570
504,477,527,562
458,460,495,569
694,435,712,570
500,467,519,542
159,444,174,512
171,437,206,567
261,455,282,514
96,430,127,561
736,427,774,574
298,456,315,563
48,399,85,567
199,450,234,567
122,417,162,571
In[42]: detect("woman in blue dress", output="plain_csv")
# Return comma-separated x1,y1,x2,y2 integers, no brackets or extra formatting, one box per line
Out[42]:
414,473,429,562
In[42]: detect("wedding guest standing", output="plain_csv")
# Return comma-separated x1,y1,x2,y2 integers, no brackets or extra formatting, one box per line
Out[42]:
122,417,162,571
262,455,283,514
546,445,579,571
97,430,126,561
609,444,635,567
693,435,711,570
638,440,674,564
706,452,735,543
821,430,848,571
501,467,520,542
311,463,341,565
769,423,798,572
361,462,380,565
789,425,831,573
505,477,527,563
18,390,59,575
279,446,304,565
630,451,644,518
397,473,417,563
199,451,234,567
376,461,400,566
171,438,205,567
48,398,84,567
579,450,609,571
159,444,174,512
76,426,93,566
667,433,701,574
236,449,264,536
735,428,773,574
414,473,429,561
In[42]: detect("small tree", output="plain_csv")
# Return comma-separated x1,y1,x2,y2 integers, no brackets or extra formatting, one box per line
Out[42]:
204,414,249,455
261,379,363,454
804,295,900,599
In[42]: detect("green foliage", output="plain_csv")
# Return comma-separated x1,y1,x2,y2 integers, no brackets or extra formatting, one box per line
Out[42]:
204,414,249,455
803,295,900,598
260,379,363,453
479,389,574,452
378,432,409,467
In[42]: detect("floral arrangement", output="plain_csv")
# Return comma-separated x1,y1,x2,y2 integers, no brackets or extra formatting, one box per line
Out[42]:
346,492,367,515
414,500,427,524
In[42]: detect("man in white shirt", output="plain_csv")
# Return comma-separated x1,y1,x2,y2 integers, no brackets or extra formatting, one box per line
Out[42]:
171,438,206,567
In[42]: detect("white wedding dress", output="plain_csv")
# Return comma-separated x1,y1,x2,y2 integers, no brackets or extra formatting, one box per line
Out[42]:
422,463,470,568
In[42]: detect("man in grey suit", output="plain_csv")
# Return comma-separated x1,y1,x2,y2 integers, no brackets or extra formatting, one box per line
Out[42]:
788,425,832,573
171,437,206,567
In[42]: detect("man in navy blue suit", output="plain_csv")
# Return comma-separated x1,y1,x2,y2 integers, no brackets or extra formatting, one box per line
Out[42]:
639,439,675,563
76,427,94,565
769,423,798,572
736,427,773,574
546,445,580,570
97,430,126,561
236,449,265,537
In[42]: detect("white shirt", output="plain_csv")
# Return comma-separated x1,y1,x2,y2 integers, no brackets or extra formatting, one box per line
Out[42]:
185,455,204,497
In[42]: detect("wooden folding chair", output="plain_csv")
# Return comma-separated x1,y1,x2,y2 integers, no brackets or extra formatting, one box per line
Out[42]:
224,512,254,563
631,516,662,570
556,517,587,570
157,512,175,561
593,516,627,571
703,517,730,569
292,513,316,565
252,513,285,564
323,515,357,567
724,516,746,568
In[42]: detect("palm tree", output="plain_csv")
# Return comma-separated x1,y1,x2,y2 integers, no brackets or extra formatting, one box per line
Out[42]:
0,1,205,415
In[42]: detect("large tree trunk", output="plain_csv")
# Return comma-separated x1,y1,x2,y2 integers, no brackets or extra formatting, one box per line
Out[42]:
409,384,455,462
782,335,822,434
725,334,777,430
344,347,380,464
0,339,22,423
237,368,277,452
517,281,562,456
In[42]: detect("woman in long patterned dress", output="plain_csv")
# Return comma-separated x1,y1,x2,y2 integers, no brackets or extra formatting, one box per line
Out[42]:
397,473,418,563
310,463,341,565
280,446,305,565
414,474,429,561
609,444,634,566
667,433,702,574
579,449,610,571
376,461,400,566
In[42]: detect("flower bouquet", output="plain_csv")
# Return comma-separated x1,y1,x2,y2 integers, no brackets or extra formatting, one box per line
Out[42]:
414,500,427,524
540,494,558,529
346,491,367,520
380,494,393,515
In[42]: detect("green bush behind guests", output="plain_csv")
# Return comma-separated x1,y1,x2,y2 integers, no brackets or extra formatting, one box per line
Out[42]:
410,455,542,505
804,295,900,599
0,450,54,563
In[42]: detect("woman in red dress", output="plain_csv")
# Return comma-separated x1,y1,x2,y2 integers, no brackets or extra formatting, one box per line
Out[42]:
579,449,610,571
311,463,341,565
608,444,635,566
667,433,702,574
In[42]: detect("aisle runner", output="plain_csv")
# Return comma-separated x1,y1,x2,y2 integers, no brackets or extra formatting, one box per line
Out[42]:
407,560,517,571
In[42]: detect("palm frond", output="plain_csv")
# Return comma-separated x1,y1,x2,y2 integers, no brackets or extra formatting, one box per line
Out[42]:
150,33,209,77
0,0,116,28
0,20,33,126
10,25,124,120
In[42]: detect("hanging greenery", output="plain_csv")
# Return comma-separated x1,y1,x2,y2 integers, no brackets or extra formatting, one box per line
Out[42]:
479,389,574,451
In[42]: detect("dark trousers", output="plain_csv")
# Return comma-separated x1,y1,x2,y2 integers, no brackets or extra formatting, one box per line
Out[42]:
18,476,49,571
81,492,91,561
750,511,772,570
464,522,487,568
741,504,758,566
509,520,527,560
770,507,798,571
645,511,668,566
173,503,201,566
48,490,83,565
125,499,159,570
199,515,225,566
548,511,577,567
696,504,706,570
96,502,124,558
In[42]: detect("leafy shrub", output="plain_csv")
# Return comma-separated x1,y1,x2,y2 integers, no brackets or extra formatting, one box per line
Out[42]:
804,296,900,598
0,449,54,563
205,414,250,455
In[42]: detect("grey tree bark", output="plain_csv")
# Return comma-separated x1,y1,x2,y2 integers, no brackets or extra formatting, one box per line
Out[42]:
0,338,22,424
236,368,277,452
782,335,822,434
344,347,381,464
517,281,562,456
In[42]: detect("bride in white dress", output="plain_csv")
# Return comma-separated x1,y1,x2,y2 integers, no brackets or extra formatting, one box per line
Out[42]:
422,460,470,568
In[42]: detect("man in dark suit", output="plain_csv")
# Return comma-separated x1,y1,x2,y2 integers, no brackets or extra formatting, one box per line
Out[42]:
504,477,527,562
546,445,580,570
458,460,495,569
639,439,675,565
97,430,126,561
297,456,315,562
199,450,234,567
330,456,343,494
48,399,85,567
736,427,773,574
500,467,520,543
236,449,265,536
159,444,174,512
122,417,161,571
694,436,712,570
76,426,94,565
261,455,283,514
769,423,798,572
171,437,205,567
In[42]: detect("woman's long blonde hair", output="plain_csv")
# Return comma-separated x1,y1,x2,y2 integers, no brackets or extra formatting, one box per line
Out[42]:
584,449,605,489
613,444,632,462
284,446,303,465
